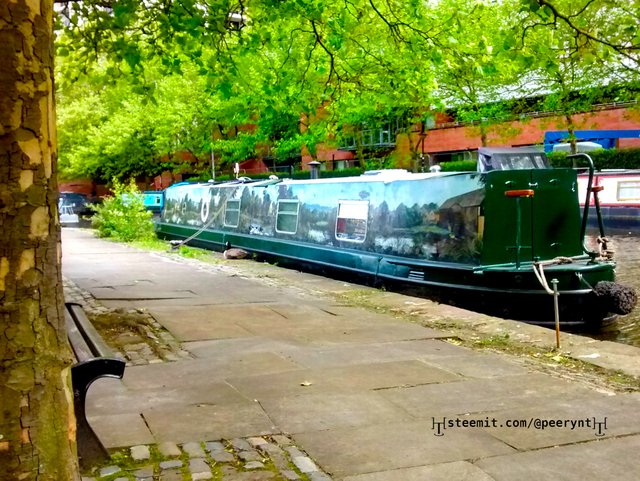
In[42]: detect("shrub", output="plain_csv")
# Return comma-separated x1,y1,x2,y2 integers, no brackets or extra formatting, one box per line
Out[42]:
548,148,640,170
440,160,478,172
91,179,155,242
293,167,365,179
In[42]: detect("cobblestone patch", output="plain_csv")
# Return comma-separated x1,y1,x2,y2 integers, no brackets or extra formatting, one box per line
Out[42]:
63,276,191,365
82,435,331,481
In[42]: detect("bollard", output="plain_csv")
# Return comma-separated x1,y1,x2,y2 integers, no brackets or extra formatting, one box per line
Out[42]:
551,278,560,349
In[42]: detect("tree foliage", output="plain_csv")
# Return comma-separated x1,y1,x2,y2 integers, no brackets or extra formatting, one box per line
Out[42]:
521,0,640,73
54,0,640,180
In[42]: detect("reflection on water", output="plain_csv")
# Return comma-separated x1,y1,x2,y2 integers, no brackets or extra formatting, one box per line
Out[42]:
587,233,640,347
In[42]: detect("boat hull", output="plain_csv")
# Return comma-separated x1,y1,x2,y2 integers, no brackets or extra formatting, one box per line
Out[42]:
155,168,632,328
156,216,616,327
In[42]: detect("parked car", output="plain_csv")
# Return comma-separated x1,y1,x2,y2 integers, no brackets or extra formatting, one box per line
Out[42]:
59,192,94,216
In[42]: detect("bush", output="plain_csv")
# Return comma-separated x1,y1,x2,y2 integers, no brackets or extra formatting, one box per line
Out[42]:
440,160,478,172
91,179,155,242
548,148,640,170
293,167,365,179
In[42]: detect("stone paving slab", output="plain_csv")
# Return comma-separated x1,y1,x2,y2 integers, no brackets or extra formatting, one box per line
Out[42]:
139,403,277,445
418,350,529,378
87,379,252,414
118,352,303,390
311,359,461,391
87,412,155,448
569,339,640,377
474,434,640,481
236,309,379,333
148,305,256,341
146,302,378,341
226,368,349,400
378,372,597,418
342,461,496,481
251,303,355,321
258,392,412,434
88,286,200,300
183,337,304,360
293,420,515,478
265,323,446,346
281,339,465,370
480,392,640,450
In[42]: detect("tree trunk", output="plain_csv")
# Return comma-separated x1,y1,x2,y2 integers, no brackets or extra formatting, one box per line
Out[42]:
479,124,488,147
0,1,80,479
565,113,578,155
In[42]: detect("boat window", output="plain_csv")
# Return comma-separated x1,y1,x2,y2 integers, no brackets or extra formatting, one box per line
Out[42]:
336,200,369,243
224,199,241,227
276,200,299,234
617,181,640,201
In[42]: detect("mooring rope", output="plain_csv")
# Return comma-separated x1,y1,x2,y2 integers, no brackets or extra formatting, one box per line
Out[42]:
532,256,575,295
169,193,224,250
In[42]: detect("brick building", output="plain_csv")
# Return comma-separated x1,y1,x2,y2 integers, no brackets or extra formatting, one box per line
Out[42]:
301,102,640,170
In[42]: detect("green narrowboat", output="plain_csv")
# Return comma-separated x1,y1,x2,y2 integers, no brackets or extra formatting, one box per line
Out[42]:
155,148,636,327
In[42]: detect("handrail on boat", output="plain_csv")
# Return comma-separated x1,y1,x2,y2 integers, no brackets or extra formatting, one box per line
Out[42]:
568,153,604,258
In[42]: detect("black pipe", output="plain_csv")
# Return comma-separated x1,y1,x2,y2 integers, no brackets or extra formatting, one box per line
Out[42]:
567,153,598,257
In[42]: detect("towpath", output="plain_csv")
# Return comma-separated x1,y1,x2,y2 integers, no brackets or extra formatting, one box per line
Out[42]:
61,228,640,481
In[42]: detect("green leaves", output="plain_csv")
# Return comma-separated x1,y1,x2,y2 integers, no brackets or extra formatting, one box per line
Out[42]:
91,179,155,242
54,0,639,181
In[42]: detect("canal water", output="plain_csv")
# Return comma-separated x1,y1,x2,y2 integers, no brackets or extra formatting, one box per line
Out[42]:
588,233,640,347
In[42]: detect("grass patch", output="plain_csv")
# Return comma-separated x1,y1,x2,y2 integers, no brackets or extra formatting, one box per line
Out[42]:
334,289,392,312
474,333,511,348
131,235,226,265
130,237,168,251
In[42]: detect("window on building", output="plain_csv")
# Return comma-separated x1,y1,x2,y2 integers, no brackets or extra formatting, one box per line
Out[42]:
224,199,241,227
276,200,300,234
335,200,369,243
618,181,640,201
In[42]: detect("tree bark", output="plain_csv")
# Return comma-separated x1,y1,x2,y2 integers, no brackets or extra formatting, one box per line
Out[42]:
0,1,80,479
565,112,578,155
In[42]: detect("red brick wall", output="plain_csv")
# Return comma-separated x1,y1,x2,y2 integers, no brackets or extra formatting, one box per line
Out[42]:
301,106,640,169
58,179,94,197
301,144,355,167
152,172,183,190
419,107,640,154
58,180,113,199
239,158,269,174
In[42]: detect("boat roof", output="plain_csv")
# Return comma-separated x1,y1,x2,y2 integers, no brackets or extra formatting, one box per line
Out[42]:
283,170,463,185
477,146,550,172
167,170,468,189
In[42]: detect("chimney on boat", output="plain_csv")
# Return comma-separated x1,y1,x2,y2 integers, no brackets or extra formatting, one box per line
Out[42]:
309,161,321,180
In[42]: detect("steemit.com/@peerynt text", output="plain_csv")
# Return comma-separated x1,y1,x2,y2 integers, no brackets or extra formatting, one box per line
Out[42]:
431,416,608,437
